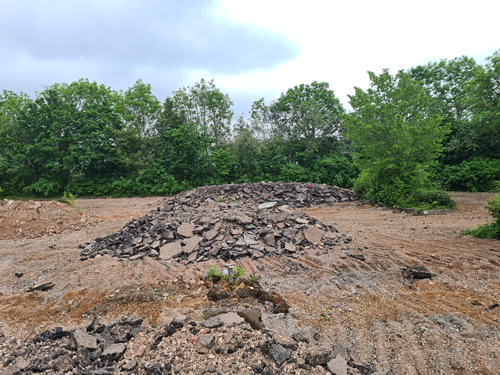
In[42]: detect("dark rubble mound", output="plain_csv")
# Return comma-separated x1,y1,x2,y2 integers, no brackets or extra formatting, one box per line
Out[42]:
162,181,356,210
80,201,350,263
80,182,355,262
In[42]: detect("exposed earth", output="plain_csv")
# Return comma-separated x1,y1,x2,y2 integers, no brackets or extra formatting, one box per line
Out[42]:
0,186,498,374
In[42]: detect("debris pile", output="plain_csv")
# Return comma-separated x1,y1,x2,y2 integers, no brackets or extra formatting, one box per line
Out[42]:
0,313,384,374
0,199,99,240
161,181,356,210
80,183,354,262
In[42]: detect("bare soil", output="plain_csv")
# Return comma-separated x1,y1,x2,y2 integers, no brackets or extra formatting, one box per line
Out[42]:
0,193,499,374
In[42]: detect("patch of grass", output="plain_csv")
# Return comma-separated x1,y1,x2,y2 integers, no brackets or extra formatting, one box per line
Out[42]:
59,191,77,207
463,195,500,239
208,265,224,278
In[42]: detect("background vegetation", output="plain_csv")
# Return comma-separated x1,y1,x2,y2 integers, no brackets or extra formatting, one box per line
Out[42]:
1,50,499,211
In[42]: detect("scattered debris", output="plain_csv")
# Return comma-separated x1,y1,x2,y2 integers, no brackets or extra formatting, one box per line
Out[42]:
402,266,433,280
26,282,55,292
0,199,99,240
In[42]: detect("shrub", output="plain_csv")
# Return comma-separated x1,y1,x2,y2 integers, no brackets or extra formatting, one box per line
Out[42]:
464,195,500,239
406,189,456,210
442,158,500,192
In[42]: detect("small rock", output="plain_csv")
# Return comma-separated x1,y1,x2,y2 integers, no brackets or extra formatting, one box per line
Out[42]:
217,312,245,327
122,359,138,371
270,344,291,365
102,343,126,359
327,354,348,375
72,329,97,350
201,316,223,329
258,202,278,210
199,334,215,348
15,272,23,278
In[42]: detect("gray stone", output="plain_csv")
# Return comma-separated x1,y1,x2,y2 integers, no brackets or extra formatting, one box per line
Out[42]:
72,329,97,350
199,334,215,348
296,217,309,224
217,312,245,327
270,344,291,365
304,346,333,366
204,229,218,241
327,354,348,375
159,241,183,260
177,223,195,237
122,359,138,371
201,316,223,329
258,201,278,210
150,240,160,249
102,342,126,357
52,355,74,372
304,226,324,244
172,315,187,325
182,235,202,253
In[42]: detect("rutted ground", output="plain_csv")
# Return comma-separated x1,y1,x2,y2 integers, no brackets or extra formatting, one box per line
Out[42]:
0,188,498,374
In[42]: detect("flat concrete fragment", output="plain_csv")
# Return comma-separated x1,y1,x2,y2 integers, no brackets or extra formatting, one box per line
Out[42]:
327,355,348,375
304,226,324,245
204,229,218,241
102,342,126,357
258,201,278,210
72,329,97,350
177,223,195,237
159,241,183,260
217,312,245,327
182,235,202,253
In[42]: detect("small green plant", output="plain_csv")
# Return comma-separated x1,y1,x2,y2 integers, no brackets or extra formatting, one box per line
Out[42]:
59,191,77,207
463,194,500,239
216,196,223,203
320,314,330,322
234,265,245,280
208,265,224,278
249,274,258,284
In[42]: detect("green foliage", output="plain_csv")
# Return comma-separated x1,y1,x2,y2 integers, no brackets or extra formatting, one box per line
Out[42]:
208,265,224,278
317,154,358,188
234,265,245,280
344,70,450,207
464,195,500,239
59,191,77,206
441,158,500,192
279,163,312,182
403,189,456,210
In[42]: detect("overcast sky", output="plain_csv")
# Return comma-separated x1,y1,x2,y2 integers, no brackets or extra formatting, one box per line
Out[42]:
1,0,499,117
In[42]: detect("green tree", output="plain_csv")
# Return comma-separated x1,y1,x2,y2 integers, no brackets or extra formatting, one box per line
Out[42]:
172,79,233,152
17,80,123,195
467,49,500,161
344,70,450,206
409,56,481,163
0,90,32,195
115,80,161,174
268,82,345,165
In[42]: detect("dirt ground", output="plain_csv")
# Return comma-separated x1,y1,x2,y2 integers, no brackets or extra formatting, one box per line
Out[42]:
0,193,499,374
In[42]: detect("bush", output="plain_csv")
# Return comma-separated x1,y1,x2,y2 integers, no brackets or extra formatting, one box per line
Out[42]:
405,189,456,210
278,163,312,182
442,158,500,192
464,195,500,239
317,154,359,188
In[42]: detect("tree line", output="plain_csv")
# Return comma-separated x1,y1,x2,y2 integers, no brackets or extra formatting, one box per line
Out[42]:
0,50,498,207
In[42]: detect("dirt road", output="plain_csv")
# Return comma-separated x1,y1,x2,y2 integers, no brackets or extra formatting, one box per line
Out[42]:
0,192,498,374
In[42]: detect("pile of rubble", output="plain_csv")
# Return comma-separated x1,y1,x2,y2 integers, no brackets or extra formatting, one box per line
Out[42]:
80,183,355,262
161,182,356,210
0,199,99,240
0,312,384,374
